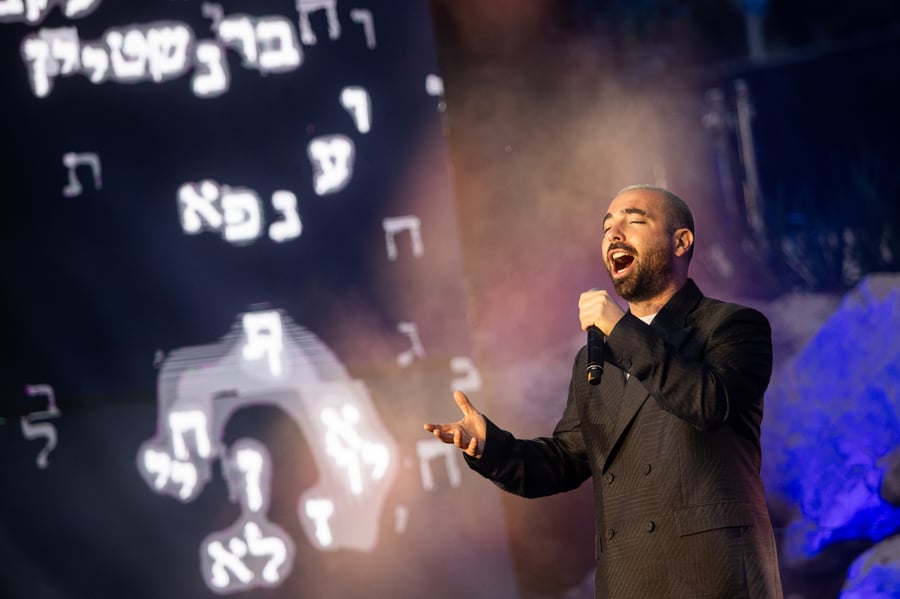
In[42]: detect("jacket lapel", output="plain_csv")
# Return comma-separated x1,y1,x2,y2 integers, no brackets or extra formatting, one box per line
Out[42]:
598,279,704,473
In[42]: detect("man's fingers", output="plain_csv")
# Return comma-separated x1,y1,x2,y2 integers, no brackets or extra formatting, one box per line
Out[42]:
465,436,477,457
453,390,475,415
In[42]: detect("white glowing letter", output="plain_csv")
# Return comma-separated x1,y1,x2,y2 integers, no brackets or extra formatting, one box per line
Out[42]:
47,26,81,75
192,41,229,98
305,499,335,547
349,9,375,49
242,311,284,378
20,420,57,469
24,383,60,418
20,383,61,470
396,321,425,367
178,180,222,234
63,0,101,19
321,404,391,495
307,134,355,196
201,2,224,31
256,17,301,73
244,522,288,584
382,215,424,261
0,0,25,22
106,28,148,82
24,0,50,24
221,187,263,244
169,410,211,460
21,34,52,97
416,438,462,490
296,0,339,45
207,540,254,588
145,24,192,83
340,86,371,134
450,356,482,393
268,191,302,243
236,448,265,513
81,42,109,83
62,151,102,197
218,16,257,66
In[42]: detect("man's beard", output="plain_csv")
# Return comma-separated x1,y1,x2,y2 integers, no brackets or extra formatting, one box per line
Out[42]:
608,242,673,303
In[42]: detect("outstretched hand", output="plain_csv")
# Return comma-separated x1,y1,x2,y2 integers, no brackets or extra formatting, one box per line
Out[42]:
423,390,487,459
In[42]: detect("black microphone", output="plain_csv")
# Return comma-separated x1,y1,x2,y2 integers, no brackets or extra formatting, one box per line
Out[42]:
586,325,604,385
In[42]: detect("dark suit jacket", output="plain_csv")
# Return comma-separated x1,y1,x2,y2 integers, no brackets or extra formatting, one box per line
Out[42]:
467,280,783,598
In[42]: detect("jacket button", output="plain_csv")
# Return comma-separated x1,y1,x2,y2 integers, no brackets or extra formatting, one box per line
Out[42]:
642,463,652,475
606,528,615,540
644,520,656,533
603,473,615,484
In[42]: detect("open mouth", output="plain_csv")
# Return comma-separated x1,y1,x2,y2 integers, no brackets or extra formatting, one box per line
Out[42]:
609,250,636,277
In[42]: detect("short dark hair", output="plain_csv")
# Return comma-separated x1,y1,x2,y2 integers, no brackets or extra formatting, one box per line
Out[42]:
617,184,695,262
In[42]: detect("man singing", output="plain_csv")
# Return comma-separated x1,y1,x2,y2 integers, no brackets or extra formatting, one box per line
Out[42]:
425,185,783,598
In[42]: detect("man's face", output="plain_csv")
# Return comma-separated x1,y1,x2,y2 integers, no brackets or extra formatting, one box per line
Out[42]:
601,190,675,303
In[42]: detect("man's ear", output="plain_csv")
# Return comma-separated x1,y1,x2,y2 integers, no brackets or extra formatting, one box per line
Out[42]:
673,228,694,258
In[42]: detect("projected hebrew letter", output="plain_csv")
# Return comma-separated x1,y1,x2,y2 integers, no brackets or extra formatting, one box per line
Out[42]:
106,28,148,81
178,180,222,234
20,384,60,469
169,410,212,460
268,190,302,242
396,321,424,367
145,24,191,83
244,522,288,584
221,188,263,245
0,0,25,22
235,447,265,512
63,0,101,19
20,420,57,469
256,17,301,73
242,311,284,378
23,0,50,24
143,448,172,490
62,152,102,197
46,26,80,75
24,384,60,419
450,356,482,393
308,135,354,196
382,216,424,261
219,16,257,66
81,42,109,83
21,35,53,97
305,499,335,547
321,404,391,495
201,2,224,31
208,540,253,588
171,460,199,499
340,86,371,134
349,9,375,49
296,0,339,45
416,438,462,490
141,447,199,499
192,41,229,98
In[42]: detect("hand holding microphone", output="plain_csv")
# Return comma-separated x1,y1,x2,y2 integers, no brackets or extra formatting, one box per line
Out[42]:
578,288,626,384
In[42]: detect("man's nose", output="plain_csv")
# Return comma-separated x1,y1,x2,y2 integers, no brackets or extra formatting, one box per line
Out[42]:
606,224,623,242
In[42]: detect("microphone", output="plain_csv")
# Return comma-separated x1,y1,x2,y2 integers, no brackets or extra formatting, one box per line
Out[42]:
586,325,604,385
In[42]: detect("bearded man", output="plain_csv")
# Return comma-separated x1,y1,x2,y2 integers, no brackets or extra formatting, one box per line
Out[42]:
425,185,783,598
